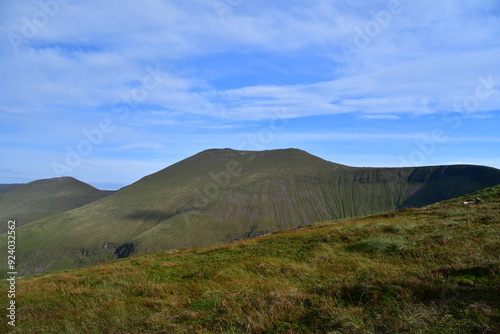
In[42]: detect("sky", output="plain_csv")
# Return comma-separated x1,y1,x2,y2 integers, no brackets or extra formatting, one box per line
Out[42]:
1,0,499,190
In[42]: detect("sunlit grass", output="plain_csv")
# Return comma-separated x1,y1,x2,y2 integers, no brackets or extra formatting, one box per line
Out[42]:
1,186,499,333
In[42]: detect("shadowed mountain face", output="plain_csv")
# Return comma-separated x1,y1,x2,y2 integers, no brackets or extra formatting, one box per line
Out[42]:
4,149,500,276
0,184,23,195
0,177,113,230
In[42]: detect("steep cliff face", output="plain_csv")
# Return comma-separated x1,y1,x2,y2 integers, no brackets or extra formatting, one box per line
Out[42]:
131,159,499,252
4,149,500,276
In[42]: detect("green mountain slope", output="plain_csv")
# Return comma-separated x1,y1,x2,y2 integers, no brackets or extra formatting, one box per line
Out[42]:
5,149,500,276
0,177,113,230
2,185,499,333
0,184,23,195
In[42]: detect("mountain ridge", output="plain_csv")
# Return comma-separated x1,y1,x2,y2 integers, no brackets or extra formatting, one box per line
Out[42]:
3,148,500,276
0,176,113,230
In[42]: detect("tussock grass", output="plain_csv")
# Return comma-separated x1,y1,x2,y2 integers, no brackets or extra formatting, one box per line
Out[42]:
1,186,499,333
346,236,407,254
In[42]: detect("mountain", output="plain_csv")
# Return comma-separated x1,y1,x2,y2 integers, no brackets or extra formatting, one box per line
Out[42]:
4,148,500,276
0,183,23,195
2,185,499,333
0,177,113,230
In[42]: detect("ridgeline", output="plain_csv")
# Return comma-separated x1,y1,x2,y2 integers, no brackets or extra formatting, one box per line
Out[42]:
2,149,499,276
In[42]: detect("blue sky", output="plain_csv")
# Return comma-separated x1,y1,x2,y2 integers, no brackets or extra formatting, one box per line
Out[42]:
1,0,499,190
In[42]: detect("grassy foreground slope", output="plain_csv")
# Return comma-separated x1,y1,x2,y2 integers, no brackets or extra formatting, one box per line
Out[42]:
2,186,499,333
5,149,500,276
0,177,113,230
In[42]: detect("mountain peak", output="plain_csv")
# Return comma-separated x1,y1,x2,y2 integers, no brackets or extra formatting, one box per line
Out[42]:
190,147,333,163
154,148,345,180
6,148,500,277
0,176,113,229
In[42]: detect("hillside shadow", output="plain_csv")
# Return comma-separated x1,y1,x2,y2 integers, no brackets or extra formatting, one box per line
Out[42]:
400,166,500,209
125,210,176,222
114,243,136,259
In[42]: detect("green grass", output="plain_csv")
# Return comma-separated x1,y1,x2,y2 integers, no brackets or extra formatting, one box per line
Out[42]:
346,236,407,253
1,185,499,333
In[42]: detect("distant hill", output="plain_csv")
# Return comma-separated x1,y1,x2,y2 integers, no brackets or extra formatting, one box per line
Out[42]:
3,185,499,333
0,177,113,230
0,183,23,195
4,149,500,276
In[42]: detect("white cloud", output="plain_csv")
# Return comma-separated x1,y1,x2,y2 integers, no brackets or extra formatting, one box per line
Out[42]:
278,131,438,142
1,0,498,120
118,142,166,151
359,114,401,120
